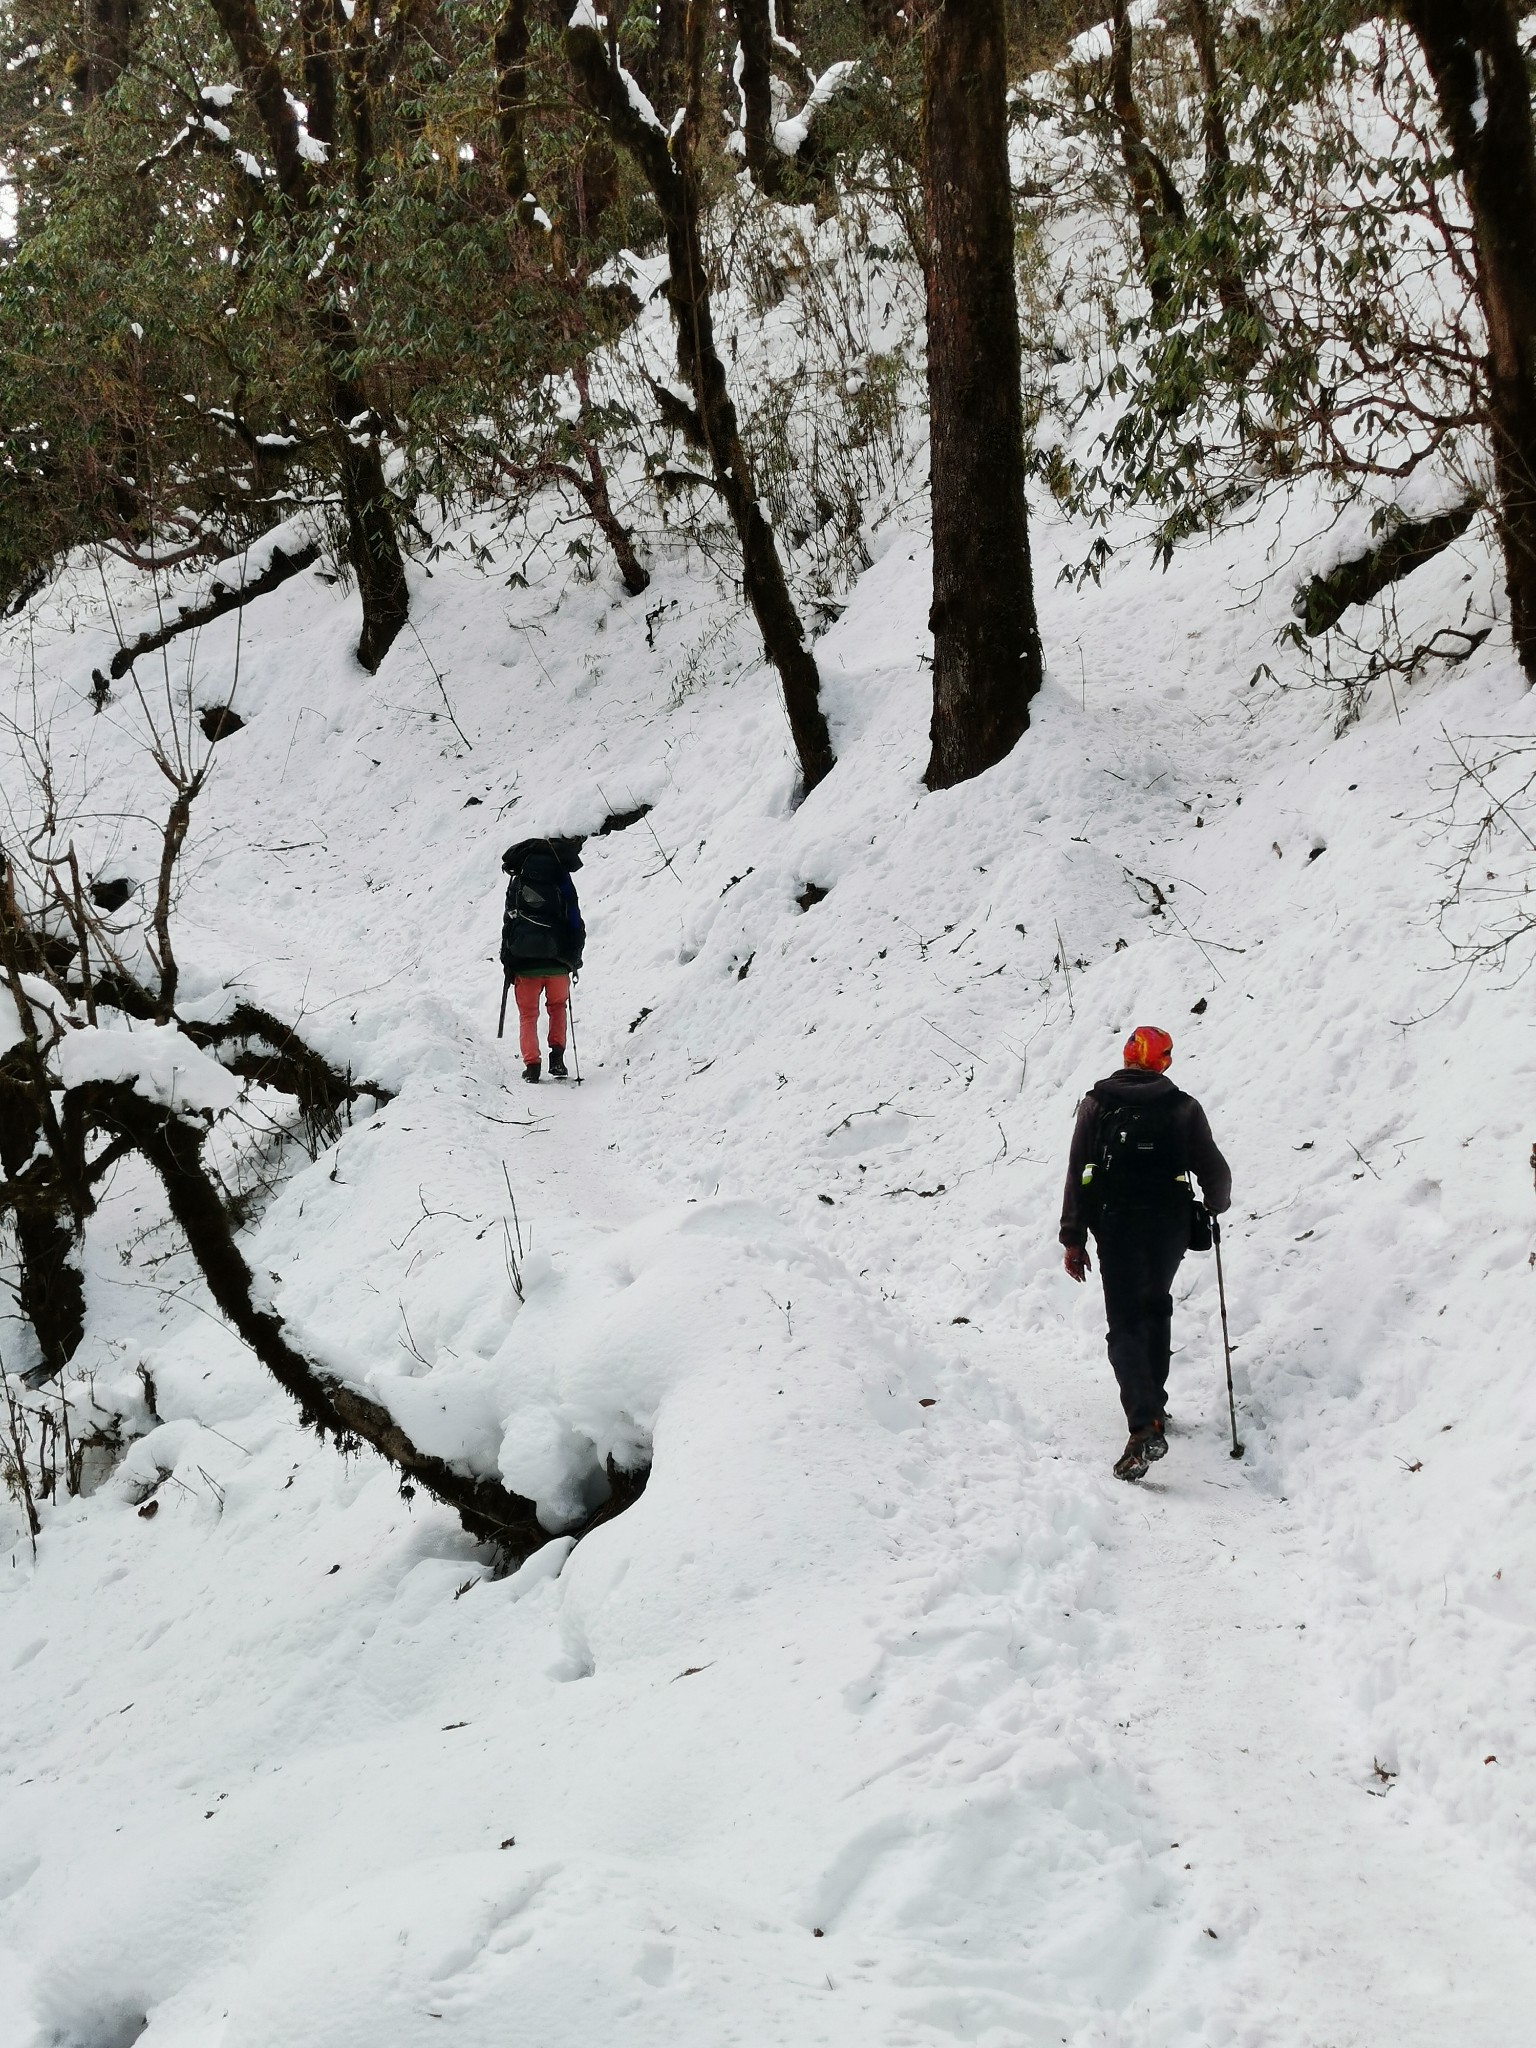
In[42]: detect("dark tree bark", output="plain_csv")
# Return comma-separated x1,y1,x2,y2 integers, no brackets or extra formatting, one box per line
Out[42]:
568,361,650,594
730,0,782,193
0,922,636,1558
300,0,339,149
1294,497,1480,636
859,0,904,39
1107,0,1186,309
1184,0,1230,183
494,0,531,199
0,915,89,1381
920,0,1042,790
1402,0,1536,684
567,5,835,792
1182,0,1264,366
631,0,687,126
0,1051,86,1378
337,433,411,674
75,0,140,103
205,0,411,673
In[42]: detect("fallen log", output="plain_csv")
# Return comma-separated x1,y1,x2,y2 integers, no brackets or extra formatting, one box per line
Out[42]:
1295,499,1480,637
83,1079,560,1558
93,533,322,691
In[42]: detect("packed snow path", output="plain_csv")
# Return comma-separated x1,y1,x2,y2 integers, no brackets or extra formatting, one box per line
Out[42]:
11,1051,1530,2048
4,497,1536,2046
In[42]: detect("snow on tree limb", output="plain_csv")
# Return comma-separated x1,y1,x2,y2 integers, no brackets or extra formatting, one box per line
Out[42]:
773,58,860,156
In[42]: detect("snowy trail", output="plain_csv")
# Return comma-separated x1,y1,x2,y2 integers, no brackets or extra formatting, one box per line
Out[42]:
558,998,1531,2046
5,456,1536,2044
1042,1353,1536,2046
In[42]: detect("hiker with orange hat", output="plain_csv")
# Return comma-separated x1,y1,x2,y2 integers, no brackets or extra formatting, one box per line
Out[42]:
1060,1026,1232,1480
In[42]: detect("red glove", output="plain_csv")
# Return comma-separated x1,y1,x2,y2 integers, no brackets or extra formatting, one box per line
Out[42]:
1063,1245,1091,1282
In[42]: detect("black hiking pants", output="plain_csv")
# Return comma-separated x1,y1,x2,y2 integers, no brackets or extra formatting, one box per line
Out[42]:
1091,1204,1191,1432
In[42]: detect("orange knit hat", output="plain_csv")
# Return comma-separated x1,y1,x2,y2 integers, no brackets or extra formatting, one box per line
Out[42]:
1123,1025,1173,1072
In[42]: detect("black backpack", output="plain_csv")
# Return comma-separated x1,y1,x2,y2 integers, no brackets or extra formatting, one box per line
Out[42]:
1089,1088,1192,1211
501,841,581,972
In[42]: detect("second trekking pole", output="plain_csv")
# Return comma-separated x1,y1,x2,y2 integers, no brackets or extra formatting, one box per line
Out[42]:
566,984,582,1084
497,973,510,1041
1213,1218,1244,1459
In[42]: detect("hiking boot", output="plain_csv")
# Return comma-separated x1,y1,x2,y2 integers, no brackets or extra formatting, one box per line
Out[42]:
548,1046,567,1078
1113,1434,1150,1482
1113,1420,1166,1482
523,1060,541,1084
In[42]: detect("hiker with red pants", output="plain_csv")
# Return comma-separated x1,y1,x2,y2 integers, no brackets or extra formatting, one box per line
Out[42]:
500,837,585,1083
1060,1026,1232,1481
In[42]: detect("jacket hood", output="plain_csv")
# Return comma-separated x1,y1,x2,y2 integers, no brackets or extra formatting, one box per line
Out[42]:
1092,1068,1180,1103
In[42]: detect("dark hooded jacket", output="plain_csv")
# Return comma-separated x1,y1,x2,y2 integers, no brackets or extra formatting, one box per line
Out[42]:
1059,1068,1231,1248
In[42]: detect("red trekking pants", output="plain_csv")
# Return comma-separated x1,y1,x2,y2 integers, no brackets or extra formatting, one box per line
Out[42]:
514,975,569,1065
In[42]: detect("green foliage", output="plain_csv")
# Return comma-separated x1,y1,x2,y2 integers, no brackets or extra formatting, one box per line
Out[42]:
0,0,657,600
1041,4,1487,563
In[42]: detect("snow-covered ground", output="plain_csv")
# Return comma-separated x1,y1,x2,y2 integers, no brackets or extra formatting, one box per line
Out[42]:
3,376,1536,2044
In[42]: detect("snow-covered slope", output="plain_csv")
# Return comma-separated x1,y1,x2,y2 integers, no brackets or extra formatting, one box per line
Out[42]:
3,444,1535,2046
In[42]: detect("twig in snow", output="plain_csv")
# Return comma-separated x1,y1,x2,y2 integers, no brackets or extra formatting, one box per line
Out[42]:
502,1221,524,1304
924,1018,987,1064
1347,1140,1381,1180
398,1304,432,1369
1163,900,1227,984
406,619,474,751
502,1163,525,1260
597,780,682,885
391,1184,473,1250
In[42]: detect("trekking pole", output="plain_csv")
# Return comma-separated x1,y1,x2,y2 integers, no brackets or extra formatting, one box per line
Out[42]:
566,985,582,1084
497,973,511,1041
1212,1218,1244,1459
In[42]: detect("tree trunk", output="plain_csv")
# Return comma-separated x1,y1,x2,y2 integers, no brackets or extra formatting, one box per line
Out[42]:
1185,0,1231,185
567,7,835,793
0,1055,86,1380
299,0,338,149
494,0,531,200
0,920,89,1383
1107,0,1186,310
920,0,1042,790
76,0,139,103
206,0,411,673
339,433,411,673
656,0,688,122
1183,0,1264,369
730,0,782,193
1403,0,1536,684
97,534,322,688
571,363,650,594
